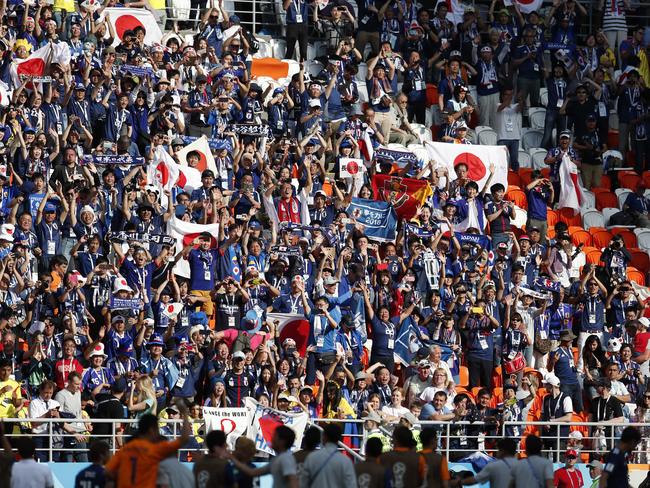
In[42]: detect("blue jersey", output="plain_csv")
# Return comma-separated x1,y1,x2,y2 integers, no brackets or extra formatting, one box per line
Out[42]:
75,464,106,488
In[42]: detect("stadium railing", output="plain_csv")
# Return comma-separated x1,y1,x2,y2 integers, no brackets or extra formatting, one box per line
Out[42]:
2,417,648,463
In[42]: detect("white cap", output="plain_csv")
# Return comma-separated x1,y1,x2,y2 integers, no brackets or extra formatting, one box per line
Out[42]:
545,373,561,387
569,431,584,440
0,223,15,242
112,277,133,294
80,205,95,217
89,343,107,358
308,98,321,108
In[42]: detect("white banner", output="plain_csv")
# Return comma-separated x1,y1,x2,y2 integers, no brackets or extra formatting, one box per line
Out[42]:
244,397,309,455
339,157,364,178
425,141,509,192
202,407,250,450
103,8,163,47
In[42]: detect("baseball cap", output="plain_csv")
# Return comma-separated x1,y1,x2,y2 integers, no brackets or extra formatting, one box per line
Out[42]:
232,351,246,360
588,460,603,470
324,276,339,286
545,374,561,387
569,431,584,440
418,359,431,369
559,130,572,139
565,449,578,458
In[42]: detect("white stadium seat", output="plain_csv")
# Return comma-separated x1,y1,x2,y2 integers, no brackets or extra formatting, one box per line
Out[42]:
518,150,532,168
529,148,548,170
615,188,632,209
528,107,546,130
522,129,544,151
582,209,605,230
478,128,498,146
602,207,619,226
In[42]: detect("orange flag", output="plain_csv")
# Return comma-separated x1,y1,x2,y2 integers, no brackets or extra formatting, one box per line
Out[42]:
251,58,290,80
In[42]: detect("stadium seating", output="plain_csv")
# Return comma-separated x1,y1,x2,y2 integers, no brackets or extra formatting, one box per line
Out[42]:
478,128,498,146
601,207,620,226
522,129,544,151
627,266,646,286
518,150,532,168
528,107,545,130
630,249,650,273
569,227,592,247
592,229,613,248
529,148,548,170
581,209,606,230
610,228,637,248
595,191,618,211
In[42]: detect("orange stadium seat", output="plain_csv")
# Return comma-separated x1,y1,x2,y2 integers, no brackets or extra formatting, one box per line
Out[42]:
595,191,619,211
508,171,522,187
546,209,559,227
619,171,641,190
569,228,592,247
610,228,637,249
592,230,613,249
630,249,650,274
458,366,469,387
627,267,646,286
586,249,603,265
506,189,527,208
519,168,534,186
559,208,582,226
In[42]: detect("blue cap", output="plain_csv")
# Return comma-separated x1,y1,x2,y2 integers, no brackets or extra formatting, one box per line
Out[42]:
340,139,352,149
44,202,57,213
147,334,164,347
189,311,208,326
273,87,284,95
248,219,262,230
24,127,36,134
211,376,225,386
75,82,85,90
230,14,240,22
117,340,133,356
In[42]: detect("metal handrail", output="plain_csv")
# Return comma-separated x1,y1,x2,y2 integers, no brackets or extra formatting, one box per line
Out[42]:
3,417,648,462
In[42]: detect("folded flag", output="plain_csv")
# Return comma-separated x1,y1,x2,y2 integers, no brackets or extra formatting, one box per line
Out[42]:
371,174,433,219
558,153,583,215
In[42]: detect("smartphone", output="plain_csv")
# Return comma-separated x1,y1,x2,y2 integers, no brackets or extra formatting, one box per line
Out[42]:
341,218,352,225
471,307,484,314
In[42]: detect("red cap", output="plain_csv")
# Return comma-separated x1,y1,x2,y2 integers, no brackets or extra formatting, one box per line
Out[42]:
565,449,578,458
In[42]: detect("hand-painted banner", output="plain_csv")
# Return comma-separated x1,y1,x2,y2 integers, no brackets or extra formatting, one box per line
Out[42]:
371,174,433,219
203,407,250,450
347,198,398,242
243,397,308,455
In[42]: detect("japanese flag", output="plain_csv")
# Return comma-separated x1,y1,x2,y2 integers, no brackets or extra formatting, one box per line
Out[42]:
148,146,179,195
558,153,583,215
503,0,544,14
168,217,220,278
339,157,364,178
425,141,509,192
103,8,163,47
176,136,218,176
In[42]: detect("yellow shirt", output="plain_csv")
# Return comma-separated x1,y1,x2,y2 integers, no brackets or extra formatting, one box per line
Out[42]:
0,379,21,418
53,0,75,12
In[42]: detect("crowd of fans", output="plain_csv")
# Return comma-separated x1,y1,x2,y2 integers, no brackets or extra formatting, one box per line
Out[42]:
0,0,647,479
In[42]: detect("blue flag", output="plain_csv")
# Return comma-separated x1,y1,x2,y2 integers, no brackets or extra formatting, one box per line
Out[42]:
393,318,424,366
375,147,418,166
347,198,398,242
454,232,491,250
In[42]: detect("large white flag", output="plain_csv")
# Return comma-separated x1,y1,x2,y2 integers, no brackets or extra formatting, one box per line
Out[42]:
243,398,309,455
202,407,250,450
147,147,179,194
167,217,219,278
503,0,544,13
425,141,509,192
176,136,218,176
558,154,582,214
10,42,70,88
266,312,311,355
102,8,163,47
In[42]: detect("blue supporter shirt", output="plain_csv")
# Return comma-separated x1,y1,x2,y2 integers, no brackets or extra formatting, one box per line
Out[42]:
75,464,106,488
188,248,219,291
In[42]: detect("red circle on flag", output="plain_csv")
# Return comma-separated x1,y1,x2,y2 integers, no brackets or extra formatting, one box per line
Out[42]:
454,153,486,181
518,0,534,4
115,15,145,40
17,58,46,78
196,151,208,172
278,318,310,355
346,160,359,175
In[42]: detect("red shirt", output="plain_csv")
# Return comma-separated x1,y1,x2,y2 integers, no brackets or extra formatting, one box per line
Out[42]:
553,467,583,488
634,331,650,354
54,358,84,390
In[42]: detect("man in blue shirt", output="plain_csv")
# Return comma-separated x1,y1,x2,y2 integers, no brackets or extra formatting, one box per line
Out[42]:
513,28,544,107
74,441,110,488
623,181,650,227
600,426,641,487
179,232,219,318
459,299,499,388
548,329,583,412
526,173,554,242
283,0,309,61
576,267,608,371
544,130,581,199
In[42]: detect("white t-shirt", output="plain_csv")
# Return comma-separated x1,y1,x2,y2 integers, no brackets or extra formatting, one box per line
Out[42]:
495,103,522,140
11,459,54,488
381,404,409,418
